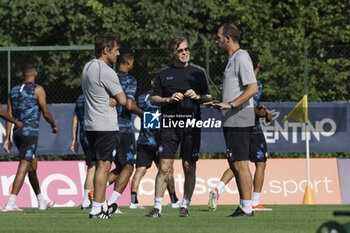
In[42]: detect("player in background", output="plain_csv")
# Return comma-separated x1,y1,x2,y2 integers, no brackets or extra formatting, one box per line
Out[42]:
71,95,118,209
71,94,96,209
129,78,182,209
106,48,142,208
208,50,272,212
2,62,57,212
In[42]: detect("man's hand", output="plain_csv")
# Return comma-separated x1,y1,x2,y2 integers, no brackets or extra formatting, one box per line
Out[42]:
52,125,58,134
3,139,12,153
70,140,79,153
168,92,184,103
109,97,117,107
255,105,267,118
184,89,200,101
204,101,231,110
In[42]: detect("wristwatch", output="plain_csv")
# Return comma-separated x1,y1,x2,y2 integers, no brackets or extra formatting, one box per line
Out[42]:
229,102,235,109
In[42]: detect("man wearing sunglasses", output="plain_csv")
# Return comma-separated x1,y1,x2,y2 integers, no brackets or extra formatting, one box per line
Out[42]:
146,36,212,218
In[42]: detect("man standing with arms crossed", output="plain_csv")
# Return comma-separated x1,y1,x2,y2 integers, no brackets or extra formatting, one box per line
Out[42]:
2,62,57,212
206,24,258,217
82,34,126,219
146,36,212,218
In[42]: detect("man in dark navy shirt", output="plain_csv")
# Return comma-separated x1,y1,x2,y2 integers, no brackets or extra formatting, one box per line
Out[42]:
146,36,212,218
2,62,57,212
129,78,181,209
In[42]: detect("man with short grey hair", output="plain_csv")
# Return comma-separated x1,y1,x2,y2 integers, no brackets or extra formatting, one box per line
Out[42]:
206,23,258,217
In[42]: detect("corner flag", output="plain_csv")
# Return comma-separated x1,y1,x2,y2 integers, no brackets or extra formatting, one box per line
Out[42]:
282,95,308,123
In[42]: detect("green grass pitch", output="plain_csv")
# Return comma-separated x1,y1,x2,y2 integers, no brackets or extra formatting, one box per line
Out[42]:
0,205,349,233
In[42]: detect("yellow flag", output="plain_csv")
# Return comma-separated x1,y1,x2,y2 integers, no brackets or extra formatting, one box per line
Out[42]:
282,95,308,123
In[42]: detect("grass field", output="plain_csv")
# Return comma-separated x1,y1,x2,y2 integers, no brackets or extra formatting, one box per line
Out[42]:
0,205,349,233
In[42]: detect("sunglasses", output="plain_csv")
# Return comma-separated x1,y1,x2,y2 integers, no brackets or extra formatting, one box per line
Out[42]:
176,47,190,54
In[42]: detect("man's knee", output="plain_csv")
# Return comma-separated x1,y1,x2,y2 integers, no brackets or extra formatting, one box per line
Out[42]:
183,161,196,175
123,163,134,171
231,160,249,172
255,161,266,171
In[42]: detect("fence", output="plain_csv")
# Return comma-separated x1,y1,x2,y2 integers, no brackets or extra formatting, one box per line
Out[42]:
0,42,349,104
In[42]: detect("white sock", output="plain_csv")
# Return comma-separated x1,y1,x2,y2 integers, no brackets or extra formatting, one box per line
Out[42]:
181,198,191,210
241,199,252,213
239,199,243,208
90,201,104,215
82,189,91,207
108,191,121,205
216,181,226,195
154,197,163,213
7,194,17,207
252,192,261,206
37,193,46,204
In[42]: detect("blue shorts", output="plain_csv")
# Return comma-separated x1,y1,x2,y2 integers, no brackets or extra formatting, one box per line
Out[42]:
114,133,136,167
249,133,267,163
13,136,38,162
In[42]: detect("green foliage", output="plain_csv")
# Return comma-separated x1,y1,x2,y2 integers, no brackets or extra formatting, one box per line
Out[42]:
0,0,349,102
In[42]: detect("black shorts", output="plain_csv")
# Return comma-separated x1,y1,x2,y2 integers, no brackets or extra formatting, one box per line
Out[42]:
158,127,201,162
136,144,158,169
114,133,136,167
223,127,252,162
13,135,38,162
85,131,119,163
249,133,267,163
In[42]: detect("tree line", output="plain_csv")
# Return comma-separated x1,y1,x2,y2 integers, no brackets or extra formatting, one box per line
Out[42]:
0,0,349,102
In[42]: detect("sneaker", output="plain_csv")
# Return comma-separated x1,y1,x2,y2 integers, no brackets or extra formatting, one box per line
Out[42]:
89,203,117,219
145,208,161,218
129,202,145,209
39,200,55,210
252,204,272,211
81,203,91,210
89,207,110,219
114,208,124,214
1,205,24,212
171,199,182,208
228,207,254,217
208,188,219,211
107,203,118,216
179,207,189,217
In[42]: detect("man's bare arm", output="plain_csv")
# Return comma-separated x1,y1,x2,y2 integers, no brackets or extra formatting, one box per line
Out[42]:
125,99,143,117
35,86,58,133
